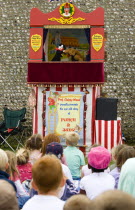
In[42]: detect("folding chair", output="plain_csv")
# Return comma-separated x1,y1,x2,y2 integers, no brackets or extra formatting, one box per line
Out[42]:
0,107,27,151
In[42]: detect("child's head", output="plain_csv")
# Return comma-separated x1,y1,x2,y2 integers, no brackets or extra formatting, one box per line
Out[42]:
116,146,135,169
5,150,19,179
42,133,61,155
88,146,111,172
25,134,43,151
113,144,127,161
64,194,92,210
32,155,64,194
64,132,80,146
92,190,135,210
0,149,8,171
0,180,19,210
16,148,29,165
46,142,63,159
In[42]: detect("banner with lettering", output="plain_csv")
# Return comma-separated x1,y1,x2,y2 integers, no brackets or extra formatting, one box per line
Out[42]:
46,91,84,144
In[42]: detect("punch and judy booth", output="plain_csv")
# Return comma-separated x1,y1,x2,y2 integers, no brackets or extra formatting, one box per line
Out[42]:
28,2,121,151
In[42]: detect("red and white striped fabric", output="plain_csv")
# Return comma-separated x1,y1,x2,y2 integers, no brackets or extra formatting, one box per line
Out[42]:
32,86,121,150
94,120,122,151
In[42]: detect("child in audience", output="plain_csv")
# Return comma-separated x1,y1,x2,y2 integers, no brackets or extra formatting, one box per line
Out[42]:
42,133,61,155
25,134,42,164
80,146,115,199
46,142,78,200
42,133,67,165
92,190,135,210
22,155,65,210
81,144,110,177
118,157,135,197
46,142,72,181
16,148,32,182
110,146,135,188
0,180,19,210
110,144,127,171
64,194,92,210
64,132,85,180
0,149,16,191
6,150,29,197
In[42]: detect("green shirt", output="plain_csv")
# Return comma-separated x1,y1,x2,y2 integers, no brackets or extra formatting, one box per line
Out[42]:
64,146,85,179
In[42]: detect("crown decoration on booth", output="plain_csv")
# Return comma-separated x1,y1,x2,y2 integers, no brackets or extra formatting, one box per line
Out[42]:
48,2,85,24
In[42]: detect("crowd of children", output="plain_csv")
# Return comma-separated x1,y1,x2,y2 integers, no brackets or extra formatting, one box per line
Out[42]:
0,131,135,210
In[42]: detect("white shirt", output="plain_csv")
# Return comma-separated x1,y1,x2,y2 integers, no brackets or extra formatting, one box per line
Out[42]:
61,163,73,182
82,165,110,177
80,172,115,199
22,195,65,210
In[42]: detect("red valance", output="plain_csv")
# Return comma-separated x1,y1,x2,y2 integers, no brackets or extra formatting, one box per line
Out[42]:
27,62,104,84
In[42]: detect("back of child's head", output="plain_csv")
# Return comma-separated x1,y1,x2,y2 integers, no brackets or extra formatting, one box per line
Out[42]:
64,132,80,146
5,150,19,179
88,146,111,172
25,134,43,150
46,142,63,159
116,146,135,169
16,148,29,165
32,155,63,194
0,180,19,210
64,194,92,210
42,133,61,155
0,149,8,171
113,144,127,161
92,190,135,210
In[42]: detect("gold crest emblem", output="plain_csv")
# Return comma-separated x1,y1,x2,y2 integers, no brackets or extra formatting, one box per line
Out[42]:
31,34,42,52
59,2,74,18
92,34,103,51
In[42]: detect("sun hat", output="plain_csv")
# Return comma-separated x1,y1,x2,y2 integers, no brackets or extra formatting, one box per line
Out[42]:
88,146,111,169
46,142,63,159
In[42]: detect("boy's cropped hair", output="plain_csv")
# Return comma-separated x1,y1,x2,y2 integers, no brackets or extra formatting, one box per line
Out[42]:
64,132,80,146
0,149,8,171
64,194,92,210
32,155,63,194
0,180,19,210
93,190,135,210
25,134,43,150
16,148,29,165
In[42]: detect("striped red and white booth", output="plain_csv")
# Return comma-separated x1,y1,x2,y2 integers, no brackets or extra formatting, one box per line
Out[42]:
32,85,122,151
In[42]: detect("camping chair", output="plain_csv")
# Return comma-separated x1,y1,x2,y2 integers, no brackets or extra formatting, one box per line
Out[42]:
0,107,27,151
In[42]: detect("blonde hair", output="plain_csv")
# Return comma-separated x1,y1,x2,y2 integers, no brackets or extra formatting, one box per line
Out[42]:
93,190,135,210
5,151,19,180
0,149,8,171
64,194,92,210
32,155,63,194
0,180,19,210
25,134,43,150
16,148,29,165
64,132,80,146
42,133,61,155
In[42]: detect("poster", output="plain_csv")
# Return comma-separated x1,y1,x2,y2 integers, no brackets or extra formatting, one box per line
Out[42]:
46,91,84,145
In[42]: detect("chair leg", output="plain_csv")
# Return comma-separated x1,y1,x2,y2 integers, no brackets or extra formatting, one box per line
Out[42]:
0,135,15,152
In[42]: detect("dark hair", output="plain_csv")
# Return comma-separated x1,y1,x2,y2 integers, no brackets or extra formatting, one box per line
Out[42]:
88,164,107,173
25,134,43,150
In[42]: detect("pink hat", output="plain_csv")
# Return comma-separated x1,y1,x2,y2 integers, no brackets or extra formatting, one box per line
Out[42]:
88,146,111,169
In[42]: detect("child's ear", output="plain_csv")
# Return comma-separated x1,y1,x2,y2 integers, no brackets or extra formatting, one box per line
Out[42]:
5,162,9,170
31,180,38,191
60,175,66,188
